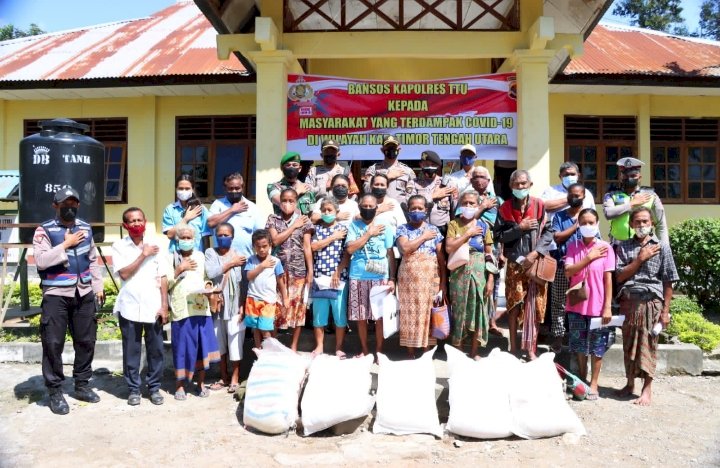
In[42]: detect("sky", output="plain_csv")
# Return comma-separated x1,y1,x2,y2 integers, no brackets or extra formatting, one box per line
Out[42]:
0,0,706,34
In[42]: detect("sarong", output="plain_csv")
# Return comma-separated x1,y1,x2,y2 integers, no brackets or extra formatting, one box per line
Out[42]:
171,316,220,381
620,298,662,379
449,251,488,347
398,252,439,348
276,274,307,329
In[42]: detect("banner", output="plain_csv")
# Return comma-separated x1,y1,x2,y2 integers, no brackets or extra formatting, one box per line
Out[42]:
287,73,517,161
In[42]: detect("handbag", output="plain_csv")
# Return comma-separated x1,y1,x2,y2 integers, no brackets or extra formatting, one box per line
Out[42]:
430,292,450,340
526,254,557,285
208,275,226,314
566,253,589,305
363,244,388,275
447,243,469,271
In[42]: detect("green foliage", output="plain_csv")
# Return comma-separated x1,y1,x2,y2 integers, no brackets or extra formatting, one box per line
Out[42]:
9,278,118,310
0,23,46,41
669,218,720,309
666,297,720,352
700,0,720,40
612,0,684,32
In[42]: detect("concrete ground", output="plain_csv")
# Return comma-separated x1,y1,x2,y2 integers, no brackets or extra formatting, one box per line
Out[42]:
0,361,718,468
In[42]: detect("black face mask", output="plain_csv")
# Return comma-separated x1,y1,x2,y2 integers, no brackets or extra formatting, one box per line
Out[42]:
623,177,639,191
371,187,387,199
332,186,349,199
60,206,78,222
323,154,337,165
422,167,438,177
359,207,377,220
384,148,398,159
226,192,243,204
568,196,583,208
282,167,300,179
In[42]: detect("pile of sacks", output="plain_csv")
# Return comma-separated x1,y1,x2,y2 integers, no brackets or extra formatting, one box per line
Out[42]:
242,339,586,439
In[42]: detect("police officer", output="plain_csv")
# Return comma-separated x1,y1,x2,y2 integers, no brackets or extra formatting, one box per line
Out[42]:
306,139,360,200
603,157,668,244
363,135,416,205
33,187,105,415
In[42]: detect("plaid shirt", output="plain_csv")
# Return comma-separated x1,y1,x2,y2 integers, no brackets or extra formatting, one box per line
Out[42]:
615,234,679,301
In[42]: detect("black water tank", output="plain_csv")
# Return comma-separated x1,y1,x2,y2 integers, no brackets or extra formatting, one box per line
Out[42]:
19,118,105,243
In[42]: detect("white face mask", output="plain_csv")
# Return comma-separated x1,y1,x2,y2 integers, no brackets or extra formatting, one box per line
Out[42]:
460,207,478,219
635,226,653,239
176,189,193,201
578,224,599,238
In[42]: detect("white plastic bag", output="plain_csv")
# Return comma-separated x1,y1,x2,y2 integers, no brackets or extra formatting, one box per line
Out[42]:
373,347,442,437
369,285,399,338
509,353,587,439
300,354,375,435
445,347,520,439
243,338,310,435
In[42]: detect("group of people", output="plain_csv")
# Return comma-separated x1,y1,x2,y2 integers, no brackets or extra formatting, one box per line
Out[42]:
33,137,678,416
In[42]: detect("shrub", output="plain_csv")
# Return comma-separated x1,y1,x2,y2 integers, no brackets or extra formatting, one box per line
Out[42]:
667,296,720,352
669,218,720,310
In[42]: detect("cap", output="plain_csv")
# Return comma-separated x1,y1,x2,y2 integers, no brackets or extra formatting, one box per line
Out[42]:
382,135,400,147
460,144,476,155
420,150,441,166
617,157,644,174
280,151,301,166
53,187,80,204
321,139,339,151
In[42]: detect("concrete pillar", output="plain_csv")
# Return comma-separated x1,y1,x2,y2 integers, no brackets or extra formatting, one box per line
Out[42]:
637,94,652,183
513,49,555,194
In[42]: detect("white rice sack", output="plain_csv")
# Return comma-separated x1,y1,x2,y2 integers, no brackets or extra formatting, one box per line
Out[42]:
445,347,520,439
300,354,375,436
373,347,442,437
509,353,587,439
243,339,310,435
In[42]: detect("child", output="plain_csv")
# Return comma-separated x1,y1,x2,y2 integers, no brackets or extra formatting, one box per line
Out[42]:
266,188,314,352
310,197,349,357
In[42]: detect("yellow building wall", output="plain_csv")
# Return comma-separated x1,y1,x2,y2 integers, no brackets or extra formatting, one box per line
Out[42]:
0,94,255,244
308,58,492,81
549,92,720,227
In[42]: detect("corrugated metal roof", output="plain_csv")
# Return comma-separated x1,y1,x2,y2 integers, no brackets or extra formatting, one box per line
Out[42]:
0,171,20,200
0,1,246,82
565,23,720,77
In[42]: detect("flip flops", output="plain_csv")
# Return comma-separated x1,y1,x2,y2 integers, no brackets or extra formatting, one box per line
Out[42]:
208,381,227,391
174,389,187,401
227,383,239,394
196,387,210,398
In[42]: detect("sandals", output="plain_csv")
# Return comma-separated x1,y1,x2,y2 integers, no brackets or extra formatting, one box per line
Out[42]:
174,389,187,401
335,350,347,360
587,391,599,401
227,383,239,394
196,387,210,398
208,381,228,391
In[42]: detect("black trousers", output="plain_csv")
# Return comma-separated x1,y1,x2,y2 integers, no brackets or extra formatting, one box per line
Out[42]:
40,291,97,390
119,315,165,393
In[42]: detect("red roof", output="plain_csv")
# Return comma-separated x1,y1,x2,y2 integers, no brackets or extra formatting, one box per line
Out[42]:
0,1,246,81
565,23,720,77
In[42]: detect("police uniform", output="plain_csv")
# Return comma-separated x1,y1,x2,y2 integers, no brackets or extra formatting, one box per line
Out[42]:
602,157,668,244
363,135,416,205
413,150,450,230
306,139,359,199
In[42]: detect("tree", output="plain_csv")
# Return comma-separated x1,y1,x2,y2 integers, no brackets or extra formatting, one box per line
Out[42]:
699,0,720,40
0,23,45,41
612,0,684,32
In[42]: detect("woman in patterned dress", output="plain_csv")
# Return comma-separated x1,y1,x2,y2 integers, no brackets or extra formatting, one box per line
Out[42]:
266,188,314,352
445,190,495,359
396,195,447,357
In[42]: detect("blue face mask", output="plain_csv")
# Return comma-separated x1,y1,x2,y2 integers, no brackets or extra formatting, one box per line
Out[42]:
562,175,578,188
216,236,232,249
177,239,194,252
460,155,476,167
512,188,530,200
408,211,426,223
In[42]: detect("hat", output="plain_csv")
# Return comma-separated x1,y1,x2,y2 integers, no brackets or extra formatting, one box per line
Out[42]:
280,151,301,166
382,135,400,147
53,187,80,204
420,150,441,166
321,139,339,151
460,144,476,155
617,157,644,174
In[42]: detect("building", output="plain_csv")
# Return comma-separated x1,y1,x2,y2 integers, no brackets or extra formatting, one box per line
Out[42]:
0,0,718,244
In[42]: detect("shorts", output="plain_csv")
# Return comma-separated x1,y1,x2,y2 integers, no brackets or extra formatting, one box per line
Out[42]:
312,285,348,328
243,297,277,332
567,312,614,357
213,315,246,361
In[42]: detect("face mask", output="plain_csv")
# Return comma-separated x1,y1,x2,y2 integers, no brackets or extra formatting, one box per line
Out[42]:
635,226,653,239
384,148,398,159
371,187,387,199
60,206,78,222
226,192,242,204
408,211,426,223
460,207,477,219
321,213,336,223
176,190,192,202
332,186,349,199
562,175,578,188
512,188,530,200
460,155,476,167
216,236,232,249
323,154,337,165
359,207,376,221
177,239,194,252
568,196,584,208
124,223,145,238
623,177,639,191
282,167,300,179
422,167,438,177
579,224,598,238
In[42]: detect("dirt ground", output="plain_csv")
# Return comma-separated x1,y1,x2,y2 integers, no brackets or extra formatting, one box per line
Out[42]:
0,362,718,468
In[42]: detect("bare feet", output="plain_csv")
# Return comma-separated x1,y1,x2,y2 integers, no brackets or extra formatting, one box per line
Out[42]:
633,387,652,406
473,355,482,361
615,385,635,398
527,352,538,361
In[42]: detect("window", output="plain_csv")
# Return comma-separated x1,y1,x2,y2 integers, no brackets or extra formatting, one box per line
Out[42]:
564,116,637,197
175,116,257,201
651,118,719,204
24,118,128,203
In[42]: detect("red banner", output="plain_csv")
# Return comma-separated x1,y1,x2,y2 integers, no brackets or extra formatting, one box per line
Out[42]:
287,73,517,161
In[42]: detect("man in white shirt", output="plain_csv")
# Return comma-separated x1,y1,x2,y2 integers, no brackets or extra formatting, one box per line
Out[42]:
112,207,168,406
207,173,264,258
541,161,596,223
